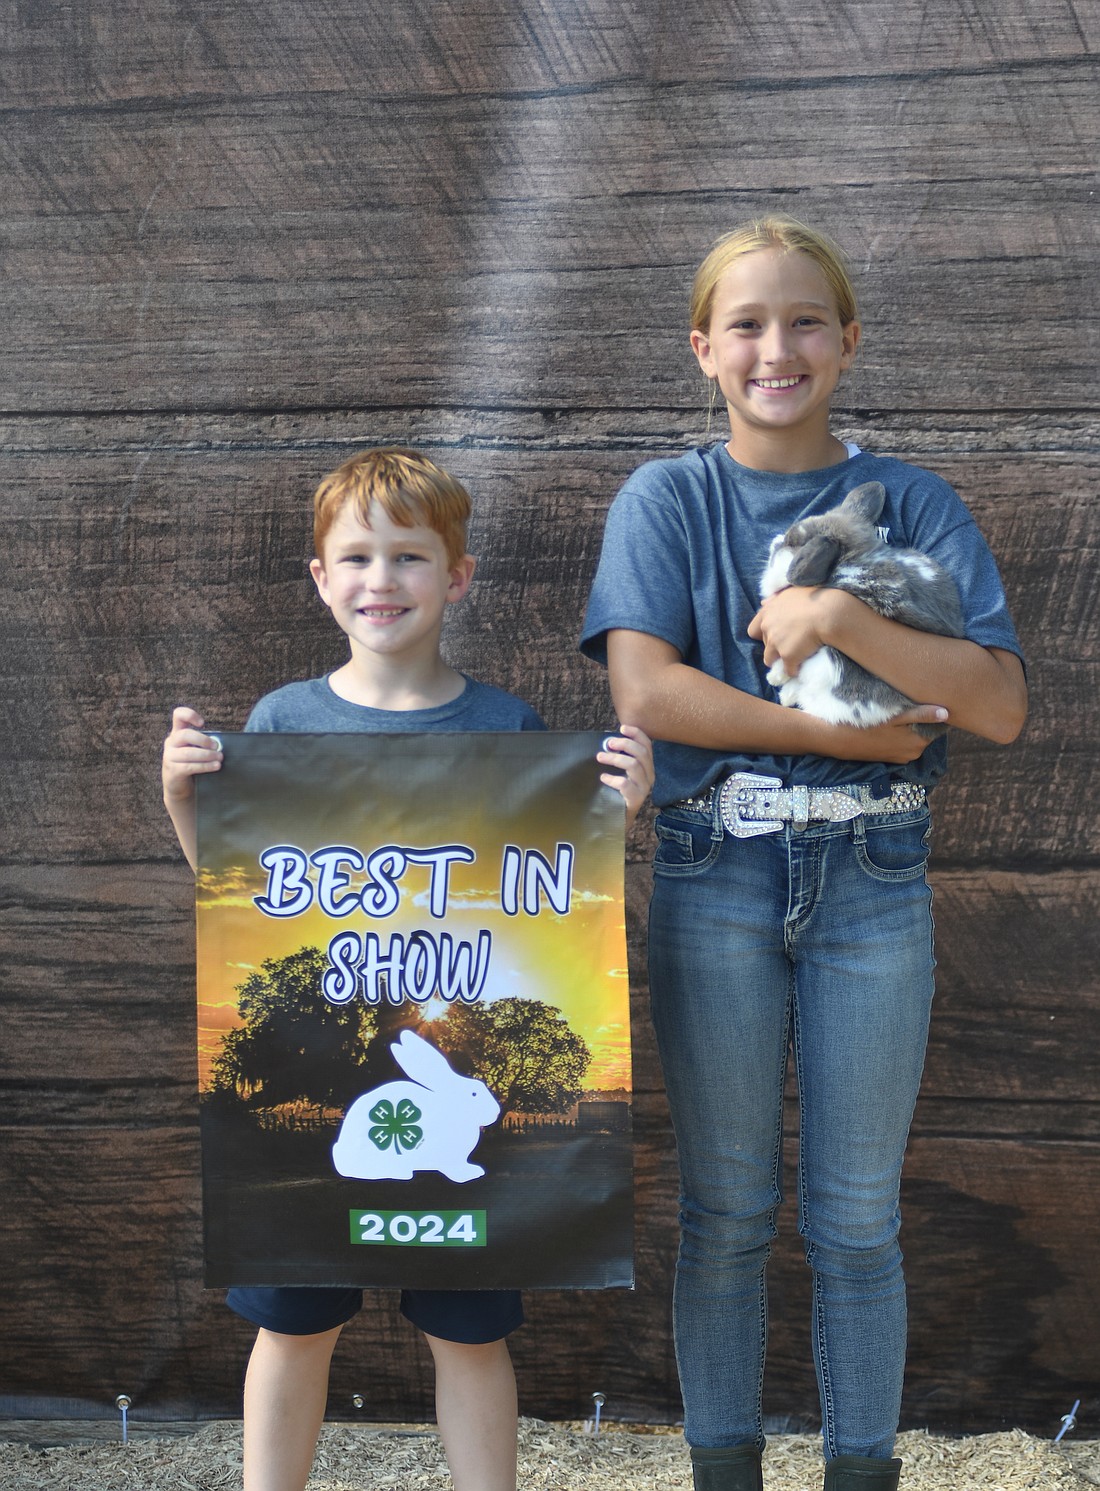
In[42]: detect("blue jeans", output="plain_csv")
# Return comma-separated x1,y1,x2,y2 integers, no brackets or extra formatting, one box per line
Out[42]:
649,797,935,1461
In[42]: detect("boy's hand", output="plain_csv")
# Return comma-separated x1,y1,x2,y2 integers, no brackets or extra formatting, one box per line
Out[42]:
162,705,224,804
598,724,655,828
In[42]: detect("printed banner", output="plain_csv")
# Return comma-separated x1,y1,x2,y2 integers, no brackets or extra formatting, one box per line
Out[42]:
195,731,632,1290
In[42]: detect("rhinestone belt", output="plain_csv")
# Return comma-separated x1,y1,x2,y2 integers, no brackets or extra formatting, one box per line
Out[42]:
672,772,927,838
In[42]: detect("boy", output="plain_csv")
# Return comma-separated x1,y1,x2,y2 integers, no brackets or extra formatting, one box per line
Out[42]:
162,447,652,1491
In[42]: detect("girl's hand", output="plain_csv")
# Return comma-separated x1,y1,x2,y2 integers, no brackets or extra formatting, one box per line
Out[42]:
598,724,655,828
748,586,850,674
162,705,224,804
826,706,949,764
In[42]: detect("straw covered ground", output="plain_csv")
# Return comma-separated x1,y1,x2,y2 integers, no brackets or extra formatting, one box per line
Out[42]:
1,1418,1097,1490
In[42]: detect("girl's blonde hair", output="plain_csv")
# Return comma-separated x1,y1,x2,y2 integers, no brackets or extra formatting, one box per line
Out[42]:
689,216,859,333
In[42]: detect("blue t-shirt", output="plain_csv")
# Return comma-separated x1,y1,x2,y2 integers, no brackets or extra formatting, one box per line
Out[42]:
245,673,546,735
580,443,1022,807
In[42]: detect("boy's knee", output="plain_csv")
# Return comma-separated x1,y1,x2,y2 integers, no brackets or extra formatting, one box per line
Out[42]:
421,1332,511,1364
255,1323,344,1356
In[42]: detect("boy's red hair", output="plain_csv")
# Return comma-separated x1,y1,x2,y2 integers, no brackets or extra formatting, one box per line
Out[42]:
313,448,472,566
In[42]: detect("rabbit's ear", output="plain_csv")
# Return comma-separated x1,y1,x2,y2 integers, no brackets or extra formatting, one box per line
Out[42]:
391,1030,458,1089
787,533,843,586
842,481,886,525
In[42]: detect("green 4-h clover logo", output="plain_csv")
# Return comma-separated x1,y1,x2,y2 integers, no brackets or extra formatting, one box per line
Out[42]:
368,1097,424,1154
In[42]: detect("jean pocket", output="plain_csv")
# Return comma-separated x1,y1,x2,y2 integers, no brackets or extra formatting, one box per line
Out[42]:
852,811,931,882
653,813,723,877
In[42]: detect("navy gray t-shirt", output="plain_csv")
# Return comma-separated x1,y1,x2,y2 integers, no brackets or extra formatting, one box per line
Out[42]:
580,442,1022,807
245,674,546,736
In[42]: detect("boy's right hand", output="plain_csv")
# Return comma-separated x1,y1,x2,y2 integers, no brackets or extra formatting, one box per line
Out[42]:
162,705,224,804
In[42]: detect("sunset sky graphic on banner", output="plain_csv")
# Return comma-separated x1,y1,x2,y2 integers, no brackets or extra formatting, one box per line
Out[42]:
194,732,630,1099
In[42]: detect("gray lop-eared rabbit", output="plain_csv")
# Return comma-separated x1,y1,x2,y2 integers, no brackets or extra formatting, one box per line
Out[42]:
759,481,965,739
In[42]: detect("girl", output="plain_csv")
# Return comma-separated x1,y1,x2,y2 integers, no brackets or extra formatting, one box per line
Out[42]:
580,218,1026,1491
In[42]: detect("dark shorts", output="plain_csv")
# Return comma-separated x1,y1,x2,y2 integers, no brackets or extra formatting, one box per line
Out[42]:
226,1286,524,1345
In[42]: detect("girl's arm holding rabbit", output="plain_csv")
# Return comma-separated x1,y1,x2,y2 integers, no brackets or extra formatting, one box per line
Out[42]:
607,629,945,766
747,587,1027,743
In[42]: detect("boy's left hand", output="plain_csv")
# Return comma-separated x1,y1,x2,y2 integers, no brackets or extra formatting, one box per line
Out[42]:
598,724,655,828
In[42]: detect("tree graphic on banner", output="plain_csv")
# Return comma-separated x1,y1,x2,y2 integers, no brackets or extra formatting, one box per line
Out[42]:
210,946,375,1118
431,997,591,1115
208,951,593,1124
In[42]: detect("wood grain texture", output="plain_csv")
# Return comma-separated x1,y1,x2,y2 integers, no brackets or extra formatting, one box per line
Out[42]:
1,414,1093,866
1,1103,1097,1429
1,861,1096,1426
756,1132,1100,1435
1,0,1097,1433
13,861,1094,1128
0,73,1095,411
4,0,1096,109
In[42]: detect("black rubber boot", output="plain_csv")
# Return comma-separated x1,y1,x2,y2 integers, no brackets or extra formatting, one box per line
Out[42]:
690,1442,764,1491
823,1453,903,1490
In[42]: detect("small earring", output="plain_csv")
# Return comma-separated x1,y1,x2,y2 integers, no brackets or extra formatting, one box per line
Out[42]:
704,376,718,435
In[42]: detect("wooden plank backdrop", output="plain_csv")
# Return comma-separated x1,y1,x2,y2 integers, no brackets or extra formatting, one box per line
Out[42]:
1,0,1097,1436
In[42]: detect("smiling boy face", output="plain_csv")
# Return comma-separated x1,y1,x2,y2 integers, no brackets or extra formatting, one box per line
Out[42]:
309,500,475,670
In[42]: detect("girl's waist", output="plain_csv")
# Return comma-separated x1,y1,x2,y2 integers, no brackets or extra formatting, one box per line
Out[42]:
668,771,927,837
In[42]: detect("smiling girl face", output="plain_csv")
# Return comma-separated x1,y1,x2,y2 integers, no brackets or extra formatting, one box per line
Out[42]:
690,245,861,470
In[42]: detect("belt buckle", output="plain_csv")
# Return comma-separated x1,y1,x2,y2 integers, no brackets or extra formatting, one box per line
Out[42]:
719,772,784,838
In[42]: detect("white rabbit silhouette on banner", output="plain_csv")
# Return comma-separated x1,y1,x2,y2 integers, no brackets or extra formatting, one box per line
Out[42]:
332,1029,500,1184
